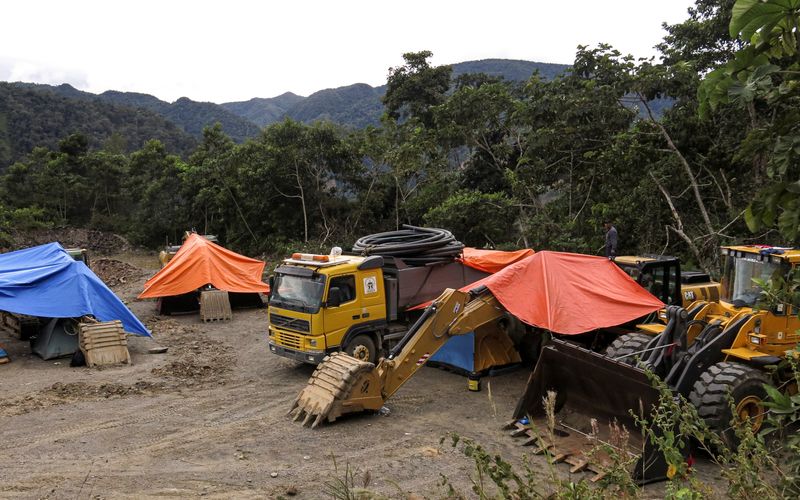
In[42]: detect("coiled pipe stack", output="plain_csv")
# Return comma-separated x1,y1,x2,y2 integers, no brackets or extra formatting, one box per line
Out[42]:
352,225,464,266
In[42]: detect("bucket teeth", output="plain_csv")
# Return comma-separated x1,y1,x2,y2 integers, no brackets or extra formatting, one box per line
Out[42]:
289,352,376,428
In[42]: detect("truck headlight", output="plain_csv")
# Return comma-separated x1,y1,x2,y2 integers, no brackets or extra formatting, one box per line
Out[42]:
270,344,277,352
309,339,317,347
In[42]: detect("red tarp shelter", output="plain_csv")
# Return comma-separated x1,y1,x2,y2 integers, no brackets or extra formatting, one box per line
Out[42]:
139,234,269,299
460,247,535,274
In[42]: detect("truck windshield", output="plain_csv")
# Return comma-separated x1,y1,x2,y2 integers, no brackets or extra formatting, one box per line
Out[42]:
270,273,326,313
730,257,782,307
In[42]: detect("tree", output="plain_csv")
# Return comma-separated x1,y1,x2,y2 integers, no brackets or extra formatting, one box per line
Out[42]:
699,0,800,241
125,140,188,245
382,51,452,127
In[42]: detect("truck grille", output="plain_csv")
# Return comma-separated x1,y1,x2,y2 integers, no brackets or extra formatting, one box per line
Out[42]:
273,330,302,350
269,313,310,333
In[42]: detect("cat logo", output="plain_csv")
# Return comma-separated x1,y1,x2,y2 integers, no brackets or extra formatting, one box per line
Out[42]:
684,290,696,301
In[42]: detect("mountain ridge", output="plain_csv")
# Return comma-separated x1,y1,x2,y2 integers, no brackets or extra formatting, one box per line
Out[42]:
1,58,571,165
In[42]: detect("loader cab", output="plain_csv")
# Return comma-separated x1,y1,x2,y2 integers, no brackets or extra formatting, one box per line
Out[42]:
717,245,800,360
615,256,682,305
720,246,795,310
65,248,90,268
615,255,720,307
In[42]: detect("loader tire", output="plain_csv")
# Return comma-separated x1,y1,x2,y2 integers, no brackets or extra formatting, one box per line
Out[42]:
604,332,652,366
688,361,771,450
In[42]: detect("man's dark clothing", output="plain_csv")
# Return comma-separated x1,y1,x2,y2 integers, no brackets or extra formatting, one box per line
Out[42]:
605,225,618,258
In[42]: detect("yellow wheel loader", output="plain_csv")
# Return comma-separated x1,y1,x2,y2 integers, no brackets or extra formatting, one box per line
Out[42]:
516,245,800,482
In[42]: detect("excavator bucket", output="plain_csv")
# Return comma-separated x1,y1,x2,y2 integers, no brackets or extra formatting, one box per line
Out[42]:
510,339,669,483
288,352,385,428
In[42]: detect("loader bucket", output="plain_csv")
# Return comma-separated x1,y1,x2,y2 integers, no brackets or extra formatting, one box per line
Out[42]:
288,352,385,428
511,339,670,484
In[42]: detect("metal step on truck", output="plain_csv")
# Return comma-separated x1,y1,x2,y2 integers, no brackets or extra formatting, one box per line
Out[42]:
267,227,489,364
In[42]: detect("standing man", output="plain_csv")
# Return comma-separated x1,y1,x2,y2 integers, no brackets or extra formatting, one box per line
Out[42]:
603,220,618,259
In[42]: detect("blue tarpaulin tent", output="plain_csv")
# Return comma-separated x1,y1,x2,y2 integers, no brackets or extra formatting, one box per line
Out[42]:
0,243,150,336
429,333,478,372
428,327,521,374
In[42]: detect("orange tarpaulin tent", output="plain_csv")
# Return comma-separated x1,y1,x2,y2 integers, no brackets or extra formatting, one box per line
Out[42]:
482,251,664,334
460,247,535,274
415,250,663,334
139,234,269,299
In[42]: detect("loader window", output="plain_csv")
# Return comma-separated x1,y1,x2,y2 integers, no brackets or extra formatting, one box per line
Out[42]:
270,273,326,313
730,257,783,307
646,265,667,303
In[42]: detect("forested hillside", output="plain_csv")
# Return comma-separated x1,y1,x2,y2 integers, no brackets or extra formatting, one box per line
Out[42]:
220,92,304,127
12,83,262,144
0,83,196,168
4,0,798,281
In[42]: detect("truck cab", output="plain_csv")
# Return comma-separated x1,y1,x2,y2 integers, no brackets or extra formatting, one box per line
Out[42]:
268,251,386,364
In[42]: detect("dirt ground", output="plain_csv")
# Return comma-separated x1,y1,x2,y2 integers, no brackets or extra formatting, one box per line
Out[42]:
0,252,725,499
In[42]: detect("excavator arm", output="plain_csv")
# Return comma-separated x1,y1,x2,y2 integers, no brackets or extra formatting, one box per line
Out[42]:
289,287,507,427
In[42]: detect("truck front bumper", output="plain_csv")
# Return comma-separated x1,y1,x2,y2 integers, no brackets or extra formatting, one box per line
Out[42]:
268,342,327,364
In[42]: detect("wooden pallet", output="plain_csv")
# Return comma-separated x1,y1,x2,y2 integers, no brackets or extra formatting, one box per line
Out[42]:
200,290,232,322
79,320,131,367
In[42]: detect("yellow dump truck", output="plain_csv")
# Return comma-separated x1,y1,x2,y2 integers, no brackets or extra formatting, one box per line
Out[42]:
267,248,489,364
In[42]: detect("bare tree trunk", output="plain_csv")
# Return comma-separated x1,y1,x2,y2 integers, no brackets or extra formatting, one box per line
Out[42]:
293,159,308,243
650,172,712,274
639,94,719,271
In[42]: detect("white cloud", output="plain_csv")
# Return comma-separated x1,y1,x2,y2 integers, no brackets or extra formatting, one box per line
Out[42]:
0,58,89,89
1,0,696,103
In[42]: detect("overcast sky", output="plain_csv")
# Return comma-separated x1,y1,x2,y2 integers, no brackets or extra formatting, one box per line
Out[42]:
2,1,696,104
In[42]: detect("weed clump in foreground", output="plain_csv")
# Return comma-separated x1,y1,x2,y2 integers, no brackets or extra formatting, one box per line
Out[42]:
439,356,800,499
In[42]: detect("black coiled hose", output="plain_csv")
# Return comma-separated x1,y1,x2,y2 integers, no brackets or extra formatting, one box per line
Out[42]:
352,225,464,265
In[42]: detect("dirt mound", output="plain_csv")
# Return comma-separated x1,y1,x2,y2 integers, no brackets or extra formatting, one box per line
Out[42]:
93,258,147,287
45,380,164,398
147,317,234,385
11,228,132,255
0,380,166,417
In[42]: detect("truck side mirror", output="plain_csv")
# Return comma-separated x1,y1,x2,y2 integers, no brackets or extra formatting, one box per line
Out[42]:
268,276,274,298
327,287,342,308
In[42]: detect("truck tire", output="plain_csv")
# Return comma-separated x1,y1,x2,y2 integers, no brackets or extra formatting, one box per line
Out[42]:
604,332,652,365
688,361,771,450
344,334,377,364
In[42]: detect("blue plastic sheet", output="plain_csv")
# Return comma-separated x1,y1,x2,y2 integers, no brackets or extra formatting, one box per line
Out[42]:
429,332,475,372
0,243,150,336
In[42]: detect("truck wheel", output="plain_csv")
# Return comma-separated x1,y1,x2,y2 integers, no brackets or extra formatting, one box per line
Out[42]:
604,332,652,365
345,335,377,364
688,361,771,450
